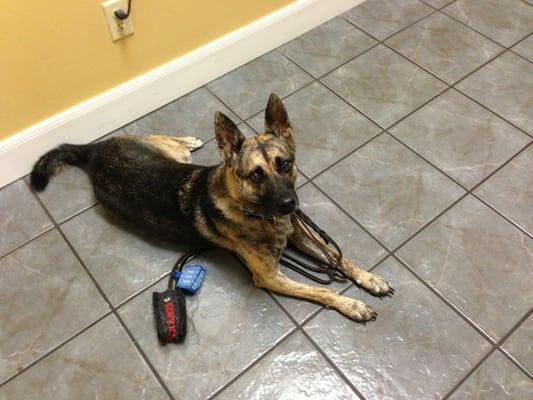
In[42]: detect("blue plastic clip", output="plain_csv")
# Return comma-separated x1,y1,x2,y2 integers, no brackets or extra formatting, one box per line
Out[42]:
172,264,206,295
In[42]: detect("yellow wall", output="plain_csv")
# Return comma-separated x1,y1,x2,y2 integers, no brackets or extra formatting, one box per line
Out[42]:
0,0,295,140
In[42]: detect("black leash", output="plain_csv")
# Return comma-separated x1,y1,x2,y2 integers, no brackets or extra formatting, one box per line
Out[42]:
280,209,348,284
153,209,347,344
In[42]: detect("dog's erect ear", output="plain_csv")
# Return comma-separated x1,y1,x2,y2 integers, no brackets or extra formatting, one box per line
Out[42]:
215,112,245,161
265,93,293,145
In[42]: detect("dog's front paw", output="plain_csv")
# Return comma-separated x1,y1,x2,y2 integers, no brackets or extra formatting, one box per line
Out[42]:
355,271,394,297
337,298,377,322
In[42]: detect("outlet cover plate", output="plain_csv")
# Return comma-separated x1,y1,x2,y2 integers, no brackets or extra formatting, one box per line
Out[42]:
102,0,134,41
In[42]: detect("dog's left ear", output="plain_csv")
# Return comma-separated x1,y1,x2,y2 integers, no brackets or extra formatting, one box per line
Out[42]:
215,112,246,161
265,94,294,148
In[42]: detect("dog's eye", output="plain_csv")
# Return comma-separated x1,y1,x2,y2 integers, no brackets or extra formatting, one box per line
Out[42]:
249,169,263,184
280,159,292,173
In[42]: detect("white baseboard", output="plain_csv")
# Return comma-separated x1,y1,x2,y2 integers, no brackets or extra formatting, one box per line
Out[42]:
0,0,362,188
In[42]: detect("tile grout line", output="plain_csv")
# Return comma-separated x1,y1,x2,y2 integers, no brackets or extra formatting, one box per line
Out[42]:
0,310,113,389
453,85,533,139
417,0,533,65
206,77,316,123
345,12,507,87
276,40,380,81
19,180,177,400
385,132,533,240
388,140,533,254
438,7,533,65
441,306,533,399
303,138,533,342
207,273,307,400
342,12,533,139
269,292,370,400
394,254,533,384
419,0,457,9
208,254,394,398
305,140,533,357
299,326,369,400
497,347,533,380
469,193,533,239
394,254,500,344
206,325,300,400
227,2,446,128
0,224,55,262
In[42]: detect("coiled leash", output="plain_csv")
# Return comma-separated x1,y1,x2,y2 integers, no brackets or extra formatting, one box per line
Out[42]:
153,210,348,344
280,209,349,285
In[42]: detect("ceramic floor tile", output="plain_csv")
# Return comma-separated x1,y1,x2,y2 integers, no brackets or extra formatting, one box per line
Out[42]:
31,167,96,223
119,250,294,400
449,351,533,400
315,133,464,249
0,315,167,399
207,51,313,119
0,180,52,257
344,0,434,40
304,258,490,400
279,16,377,78
247,82,381,177
275,184,387,324
503,314,533,374
457,52,533,134
0,229,107,383
61,205,179,306
387,12,503,84
421,0,455,8
216,331,360,400
122,87,239,141
513,34,533,61
475,145,533,236
322,45,447,128
390,89,531,188
398,196,533,340
443,0,533,47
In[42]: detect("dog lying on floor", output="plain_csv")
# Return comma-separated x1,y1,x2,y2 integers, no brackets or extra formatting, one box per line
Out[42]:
31,93,393,321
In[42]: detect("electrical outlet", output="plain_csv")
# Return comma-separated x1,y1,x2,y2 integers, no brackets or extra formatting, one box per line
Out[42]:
102,0,134,41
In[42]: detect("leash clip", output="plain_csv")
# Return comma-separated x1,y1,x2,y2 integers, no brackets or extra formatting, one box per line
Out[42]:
172,264,206,295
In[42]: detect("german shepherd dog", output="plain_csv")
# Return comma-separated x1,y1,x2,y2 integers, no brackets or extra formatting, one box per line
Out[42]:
31,94,393,321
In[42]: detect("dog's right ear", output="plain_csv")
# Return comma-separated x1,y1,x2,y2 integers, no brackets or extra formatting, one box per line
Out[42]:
265,93,295,150
215,112,245,161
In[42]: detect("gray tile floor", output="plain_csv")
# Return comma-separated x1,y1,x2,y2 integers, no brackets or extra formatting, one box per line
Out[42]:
1,0,533,399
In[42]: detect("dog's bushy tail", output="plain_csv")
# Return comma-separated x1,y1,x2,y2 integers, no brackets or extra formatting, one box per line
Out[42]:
30,144,89,191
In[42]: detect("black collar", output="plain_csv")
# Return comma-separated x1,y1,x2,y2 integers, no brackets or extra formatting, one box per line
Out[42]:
239,205,275,222
240,205,268,219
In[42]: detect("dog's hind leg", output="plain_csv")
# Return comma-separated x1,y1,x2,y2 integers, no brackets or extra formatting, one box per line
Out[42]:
173,136,204,151
139,135,203,163
289,217,394,297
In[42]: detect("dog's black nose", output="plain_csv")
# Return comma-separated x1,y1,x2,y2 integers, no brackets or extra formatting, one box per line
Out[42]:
280,198,297,214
